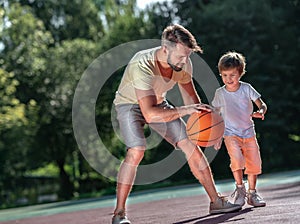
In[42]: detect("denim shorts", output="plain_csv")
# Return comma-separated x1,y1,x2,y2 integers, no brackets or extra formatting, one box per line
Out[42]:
115,101,187,149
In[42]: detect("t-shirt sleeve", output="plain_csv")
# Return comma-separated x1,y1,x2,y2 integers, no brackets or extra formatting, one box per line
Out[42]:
247,83,261,101
212,88,222,108
129,58,153,90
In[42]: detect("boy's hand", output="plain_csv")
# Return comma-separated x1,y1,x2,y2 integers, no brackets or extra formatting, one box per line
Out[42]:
251,111,265,120
214,137,223,150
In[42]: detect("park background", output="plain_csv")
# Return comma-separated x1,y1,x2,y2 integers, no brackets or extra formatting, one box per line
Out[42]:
0,0,299,209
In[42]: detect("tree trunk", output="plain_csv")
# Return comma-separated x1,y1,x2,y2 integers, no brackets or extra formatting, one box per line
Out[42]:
56,159,74,200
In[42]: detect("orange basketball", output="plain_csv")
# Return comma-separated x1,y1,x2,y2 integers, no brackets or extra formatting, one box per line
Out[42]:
186,111,225,147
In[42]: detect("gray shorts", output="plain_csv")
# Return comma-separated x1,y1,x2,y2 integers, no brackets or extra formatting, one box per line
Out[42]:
115,101,188,149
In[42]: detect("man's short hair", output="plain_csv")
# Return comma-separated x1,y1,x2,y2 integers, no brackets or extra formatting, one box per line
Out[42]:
162,24,203,53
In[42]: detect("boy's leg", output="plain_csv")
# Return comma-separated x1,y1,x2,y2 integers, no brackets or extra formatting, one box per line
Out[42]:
243,137,265,207
224,136,245,184
247,174,257,190
232,169,244,185
247,176,266,207
231,169,247,206
243,136,262,187
224,136,247,206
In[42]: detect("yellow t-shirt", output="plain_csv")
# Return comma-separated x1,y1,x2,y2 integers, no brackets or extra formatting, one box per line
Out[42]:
113,47,192,105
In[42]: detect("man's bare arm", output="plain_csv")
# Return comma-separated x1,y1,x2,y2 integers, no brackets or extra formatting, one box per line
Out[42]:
135,88,210,123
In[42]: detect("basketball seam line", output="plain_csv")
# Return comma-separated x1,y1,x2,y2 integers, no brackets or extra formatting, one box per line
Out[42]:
187,120,224,136
189,135,223,143
186,112,210,132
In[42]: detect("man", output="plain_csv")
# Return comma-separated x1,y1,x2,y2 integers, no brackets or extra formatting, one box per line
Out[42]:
112,24,241,224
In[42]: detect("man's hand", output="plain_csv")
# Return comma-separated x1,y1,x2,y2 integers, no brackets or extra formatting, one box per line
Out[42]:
189,103,212,113
179,103,212,118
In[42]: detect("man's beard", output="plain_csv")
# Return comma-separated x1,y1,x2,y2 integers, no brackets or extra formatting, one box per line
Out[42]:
167,56,183,72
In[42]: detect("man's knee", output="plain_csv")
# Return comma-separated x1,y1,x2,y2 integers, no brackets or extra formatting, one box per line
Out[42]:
195,152,210,171
177,139,209,171
177,138,196,157
125,146,145,165
177,138,191,148
118,147,145,185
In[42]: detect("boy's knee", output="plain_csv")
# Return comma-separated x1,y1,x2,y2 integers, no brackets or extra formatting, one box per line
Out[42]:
245,165,262,175
230,160,245,172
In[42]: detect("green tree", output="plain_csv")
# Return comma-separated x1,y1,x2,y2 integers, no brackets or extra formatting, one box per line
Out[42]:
0,3,99,200
0,69,38,206
99,0,153,50
10,0,105,42
38,39,99,199
0,3,54,103
143,0,176,38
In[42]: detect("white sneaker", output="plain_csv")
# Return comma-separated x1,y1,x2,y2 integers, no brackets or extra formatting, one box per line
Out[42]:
231,184,247,206
247,190,266,207
209,195,242,214
112,210,131,224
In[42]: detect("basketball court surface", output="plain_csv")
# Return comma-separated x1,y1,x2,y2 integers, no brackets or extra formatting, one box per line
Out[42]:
1,169,299,224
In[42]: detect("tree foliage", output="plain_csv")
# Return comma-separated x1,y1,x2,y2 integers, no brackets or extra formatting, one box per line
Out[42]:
10,0,105,42
0,69,38,205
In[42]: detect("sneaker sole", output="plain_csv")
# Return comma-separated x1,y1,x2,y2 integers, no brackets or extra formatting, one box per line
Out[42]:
112,216,131,224
209,205,242,214
112,220,131,224
248,202,266,207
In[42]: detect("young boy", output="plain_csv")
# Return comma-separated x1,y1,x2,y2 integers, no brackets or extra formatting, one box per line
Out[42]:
212,51,267,207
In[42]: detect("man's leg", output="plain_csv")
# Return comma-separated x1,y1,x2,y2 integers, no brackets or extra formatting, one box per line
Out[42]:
177,138,219,202
177,138,242,214
150,115,241,214
114,147,145,214
114,104,147,217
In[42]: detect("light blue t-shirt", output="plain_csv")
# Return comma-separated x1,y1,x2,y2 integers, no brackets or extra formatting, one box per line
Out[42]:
212,81,261,138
